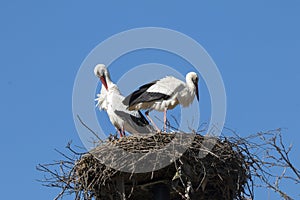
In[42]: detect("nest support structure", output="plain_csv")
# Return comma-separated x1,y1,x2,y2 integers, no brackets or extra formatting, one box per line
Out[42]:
72,133,250,200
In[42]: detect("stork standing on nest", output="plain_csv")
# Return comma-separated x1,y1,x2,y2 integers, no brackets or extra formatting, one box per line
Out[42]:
94,64,154,137
123,72,199,132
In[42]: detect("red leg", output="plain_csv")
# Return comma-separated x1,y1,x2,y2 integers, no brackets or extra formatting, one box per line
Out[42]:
163,108,167,132
122,126,125,137
145,110,161,133
118,129,123,138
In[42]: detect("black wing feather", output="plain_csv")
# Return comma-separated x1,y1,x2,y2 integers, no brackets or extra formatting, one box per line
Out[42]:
131,92,170,106
123,80,171,107
123,81,156,106
114,110,149,127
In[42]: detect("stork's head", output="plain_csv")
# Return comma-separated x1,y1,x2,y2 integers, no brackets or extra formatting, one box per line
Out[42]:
186,72,199,101
94,64,109,91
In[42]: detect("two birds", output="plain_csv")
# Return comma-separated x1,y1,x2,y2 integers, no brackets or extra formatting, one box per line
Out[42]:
94,64,199,137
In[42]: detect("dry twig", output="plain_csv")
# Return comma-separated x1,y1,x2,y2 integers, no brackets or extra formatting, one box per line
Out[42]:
37,129,299,200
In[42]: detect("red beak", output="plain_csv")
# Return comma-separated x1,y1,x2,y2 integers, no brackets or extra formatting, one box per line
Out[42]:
100,76,108,91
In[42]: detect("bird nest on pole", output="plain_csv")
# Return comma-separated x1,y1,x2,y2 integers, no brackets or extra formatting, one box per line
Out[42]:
38,132,252,200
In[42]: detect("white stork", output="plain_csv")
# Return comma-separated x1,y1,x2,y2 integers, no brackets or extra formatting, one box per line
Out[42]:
94,64,154,137
123,72,199,131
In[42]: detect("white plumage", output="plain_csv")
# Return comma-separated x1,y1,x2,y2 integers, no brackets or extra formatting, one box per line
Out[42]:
94,64,154,137
123,72,199,131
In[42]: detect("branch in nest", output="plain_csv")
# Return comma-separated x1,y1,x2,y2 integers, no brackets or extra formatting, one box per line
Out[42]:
37,129,299,200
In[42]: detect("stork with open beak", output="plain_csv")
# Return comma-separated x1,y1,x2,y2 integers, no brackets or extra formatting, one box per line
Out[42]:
94,64,155,137
123,72,199,132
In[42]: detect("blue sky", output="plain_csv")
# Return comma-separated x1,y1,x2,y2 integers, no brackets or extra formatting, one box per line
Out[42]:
1,1,299,199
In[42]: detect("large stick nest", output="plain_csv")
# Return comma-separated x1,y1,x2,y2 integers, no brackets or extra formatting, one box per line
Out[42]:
72,133,250,200
38,129,300,200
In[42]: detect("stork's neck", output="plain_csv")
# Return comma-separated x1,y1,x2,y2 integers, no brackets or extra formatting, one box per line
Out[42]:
186,78,196,91
108,84,121,94
176,79,196,107
105,73,114,87
105,73,121,94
